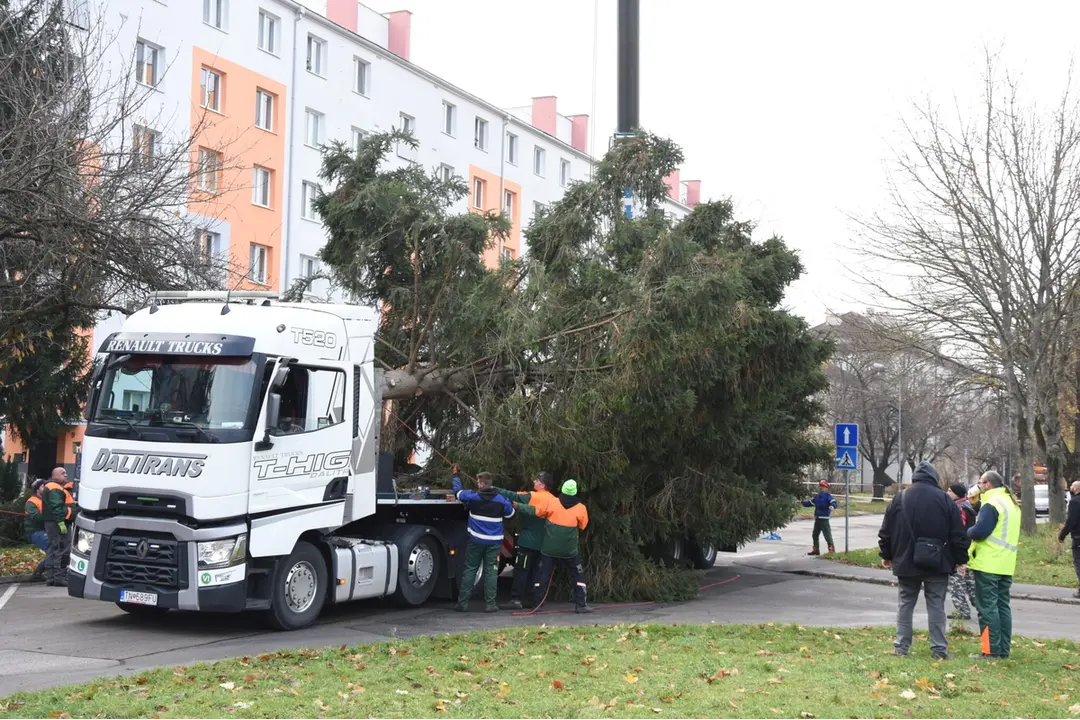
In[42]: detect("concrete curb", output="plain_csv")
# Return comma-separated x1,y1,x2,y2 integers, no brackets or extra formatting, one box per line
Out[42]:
784,566,1080,606
0,573,35,585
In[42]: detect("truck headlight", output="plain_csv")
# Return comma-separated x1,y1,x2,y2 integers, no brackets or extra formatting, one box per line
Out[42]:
74,529,95,556
197,534,247,569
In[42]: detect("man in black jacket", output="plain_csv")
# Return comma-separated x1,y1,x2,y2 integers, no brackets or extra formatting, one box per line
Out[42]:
878,462,970,659
1059,481,1080,598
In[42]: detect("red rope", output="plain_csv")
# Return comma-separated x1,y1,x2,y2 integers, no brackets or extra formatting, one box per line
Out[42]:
511,574,742,616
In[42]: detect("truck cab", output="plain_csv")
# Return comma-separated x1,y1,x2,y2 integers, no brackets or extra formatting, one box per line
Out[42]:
69,292,476,629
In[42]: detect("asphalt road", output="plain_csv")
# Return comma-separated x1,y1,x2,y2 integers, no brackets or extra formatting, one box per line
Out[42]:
2,514,1075,697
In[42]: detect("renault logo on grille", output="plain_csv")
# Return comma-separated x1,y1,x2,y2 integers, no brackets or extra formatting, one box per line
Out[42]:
136,539,150,559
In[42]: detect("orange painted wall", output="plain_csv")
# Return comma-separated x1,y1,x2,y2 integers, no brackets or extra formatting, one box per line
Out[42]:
190,48,287,290
468,165,521,268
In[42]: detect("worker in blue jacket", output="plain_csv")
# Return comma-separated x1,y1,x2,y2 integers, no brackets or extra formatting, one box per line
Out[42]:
452,467,515,612
804,480,839,555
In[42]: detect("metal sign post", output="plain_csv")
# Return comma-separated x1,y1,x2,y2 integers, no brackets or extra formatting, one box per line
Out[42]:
834,423,859,554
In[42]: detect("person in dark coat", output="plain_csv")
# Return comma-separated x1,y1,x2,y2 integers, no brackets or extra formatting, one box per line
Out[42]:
946,483,978,619
877,462,970,659
1059,481,1080,599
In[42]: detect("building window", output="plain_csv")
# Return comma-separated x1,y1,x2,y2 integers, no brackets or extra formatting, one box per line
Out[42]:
399,112,415,136
255,89,274,131
503,190,514,217
135,40,161,87
252,165,271,207
533,146,546,177
66,0,91,28
442,101,455,136
305,109,323,147
506,132,518,165
474,117,488,151
353,57,369,95
196,228,222,256
249,244,269,284
133,124,159,161
306,34,326,76
439,163,454,183
533,200,547,216
560,159,571,187
501,246,513,261
258,10,278,54
472,177,485,209
200,67,222,112
202,0,226,30
300,254,317,278
351,127,366,153
197,148,221,193
301,181,320,220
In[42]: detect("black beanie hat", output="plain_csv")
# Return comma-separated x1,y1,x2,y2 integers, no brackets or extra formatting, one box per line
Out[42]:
949,483,968,498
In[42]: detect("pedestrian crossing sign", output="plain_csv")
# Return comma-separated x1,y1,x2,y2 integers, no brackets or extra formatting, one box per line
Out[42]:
835,448,857,471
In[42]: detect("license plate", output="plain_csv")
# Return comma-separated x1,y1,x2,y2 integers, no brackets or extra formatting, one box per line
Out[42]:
119,590,158,606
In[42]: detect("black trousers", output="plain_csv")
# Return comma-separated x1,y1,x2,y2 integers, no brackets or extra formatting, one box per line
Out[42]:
532,553,587,608
43,521,69,584
511,547,541,602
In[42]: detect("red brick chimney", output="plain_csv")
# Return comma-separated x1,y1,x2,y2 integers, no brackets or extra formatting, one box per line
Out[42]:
663,169,681,202
685,180,701,208
568,114,589,153
386,10,411,60
531,96,557,136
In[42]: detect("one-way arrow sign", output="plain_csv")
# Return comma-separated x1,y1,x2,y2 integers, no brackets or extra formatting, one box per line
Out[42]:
834,423,859,449
835,448,857,470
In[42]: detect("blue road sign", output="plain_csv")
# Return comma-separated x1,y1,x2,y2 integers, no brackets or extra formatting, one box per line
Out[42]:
834,423,859,448
835,447,858,471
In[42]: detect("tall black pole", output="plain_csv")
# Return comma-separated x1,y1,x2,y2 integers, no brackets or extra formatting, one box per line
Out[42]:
617,0,639,134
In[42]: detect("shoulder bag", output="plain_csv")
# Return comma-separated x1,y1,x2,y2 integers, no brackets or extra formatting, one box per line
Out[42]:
901,492,946,571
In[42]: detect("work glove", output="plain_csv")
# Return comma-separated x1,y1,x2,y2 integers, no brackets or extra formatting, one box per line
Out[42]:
58,521,67,535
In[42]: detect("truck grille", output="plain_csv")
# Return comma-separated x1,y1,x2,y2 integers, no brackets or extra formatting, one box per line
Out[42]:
103,534,185,591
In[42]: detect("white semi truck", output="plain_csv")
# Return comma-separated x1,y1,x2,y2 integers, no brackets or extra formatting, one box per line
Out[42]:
68,291,487,630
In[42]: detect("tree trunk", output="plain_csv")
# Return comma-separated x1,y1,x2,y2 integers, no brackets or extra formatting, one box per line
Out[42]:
1018,395,1037,534
871,465,893,501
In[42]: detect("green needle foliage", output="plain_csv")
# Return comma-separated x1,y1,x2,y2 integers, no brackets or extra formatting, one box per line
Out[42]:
315,129,831,600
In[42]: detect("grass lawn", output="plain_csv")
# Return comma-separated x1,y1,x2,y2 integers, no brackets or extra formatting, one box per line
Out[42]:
795,498,889,519
833,524,1078,589
3,624,1079,719
0,545,42,577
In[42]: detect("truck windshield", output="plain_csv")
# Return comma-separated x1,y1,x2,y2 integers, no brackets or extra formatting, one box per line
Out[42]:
90,355,261,440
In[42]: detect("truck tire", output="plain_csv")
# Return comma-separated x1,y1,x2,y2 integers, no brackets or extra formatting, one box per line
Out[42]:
116,603,169,618
391,526,441,607
689,540,718,570
266,541,327,631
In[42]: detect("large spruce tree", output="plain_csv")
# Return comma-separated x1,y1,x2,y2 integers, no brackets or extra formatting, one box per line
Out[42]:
314,130,831,600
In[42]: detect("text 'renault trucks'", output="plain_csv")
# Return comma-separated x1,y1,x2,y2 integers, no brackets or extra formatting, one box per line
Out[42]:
68,291,496,630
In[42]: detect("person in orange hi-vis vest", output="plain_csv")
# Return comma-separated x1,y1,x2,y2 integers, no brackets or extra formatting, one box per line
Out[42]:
514,479,592,614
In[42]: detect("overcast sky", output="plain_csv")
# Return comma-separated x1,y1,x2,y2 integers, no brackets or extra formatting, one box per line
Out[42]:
366,1,1080,326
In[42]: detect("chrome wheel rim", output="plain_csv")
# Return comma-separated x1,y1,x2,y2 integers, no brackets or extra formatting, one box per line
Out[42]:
407,544,435,588
285,560,317,613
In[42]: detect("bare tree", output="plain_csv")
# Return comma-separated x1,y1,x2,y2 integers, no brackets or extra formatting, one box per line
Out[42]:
856,50,1080,531
0,0,245,442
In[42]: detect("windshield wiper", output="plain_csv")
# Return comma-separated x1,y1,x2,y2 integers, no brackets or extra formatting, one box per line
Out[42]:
164,420,219,443
100,416,144,439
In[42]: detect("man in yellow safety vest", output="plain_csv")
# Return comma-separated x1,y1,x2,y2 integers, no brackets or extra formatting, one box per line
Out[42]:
966,471,1020,659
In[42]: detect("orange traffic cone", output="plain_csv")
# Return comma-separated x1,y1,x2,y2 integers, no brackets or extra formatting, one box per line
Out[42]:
981,626,991,655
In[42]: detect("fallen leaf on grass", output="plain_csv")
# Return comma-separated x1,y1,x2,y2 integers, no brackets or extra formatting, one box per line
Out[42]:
899,689,917,700
625,672,638,684
433,700,448,713
313,699,329,712
395,690,409,695
1056,695,1071,701
243,674,256,683
345,683,365,694
497,682,511,699
219,682,235,691
800,713,816,718
552,680,565,690
1068,702,1080,715
1066,664,1078,671
46,713,71,719
915,677,936,691
590,696,601,706
869,670,882,679
944,673,956,680
233,702,253,709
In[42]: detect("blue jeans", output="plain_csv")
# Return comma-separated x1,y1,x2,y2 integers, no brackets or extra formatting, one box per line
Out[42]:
30,530,48,552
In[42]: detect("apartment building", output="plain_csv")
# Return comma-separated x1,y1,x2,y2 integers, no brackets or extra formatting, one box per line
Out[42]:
2,0,704,478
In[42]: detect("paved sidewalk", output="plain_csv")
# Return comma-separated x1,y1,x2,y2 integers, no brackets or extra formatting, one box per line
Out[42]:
734,553,1080,605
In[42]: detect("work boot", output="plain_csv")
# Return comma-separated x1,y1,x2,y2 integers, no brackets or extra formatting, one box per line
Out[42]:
807,549,820,556
47,579,68,588
484,604,499,613
453,603,467,613
827,545,835,554
576,605,593,614
507,599,523,610
931,652,952,660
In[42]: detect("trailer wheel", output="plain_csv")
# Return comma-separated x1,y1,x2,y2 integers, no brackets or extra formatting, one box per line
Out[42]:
690,540,718,570
391,527,441,607
116,603,169,618
266,541,327,631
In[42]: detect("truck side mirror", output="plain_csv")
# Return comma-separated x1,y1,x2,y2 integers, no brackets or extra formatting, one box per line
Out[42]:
255,392,282,452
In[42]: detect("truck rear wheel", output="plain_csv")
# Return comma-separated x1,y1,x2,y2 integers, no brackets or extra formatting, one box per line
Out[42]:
391,527,441,607
266,541,327,631
690,540,718,569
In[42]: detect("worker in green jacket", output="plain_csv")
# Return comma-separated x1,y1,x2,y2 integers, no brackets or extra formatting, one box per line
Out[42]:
41,468,73,587
495,471,557,609
24,479,48,581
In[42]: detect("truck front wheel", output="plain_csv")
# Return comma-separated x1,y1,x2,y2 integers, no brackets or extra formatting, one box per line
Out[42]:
266,541,327,631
